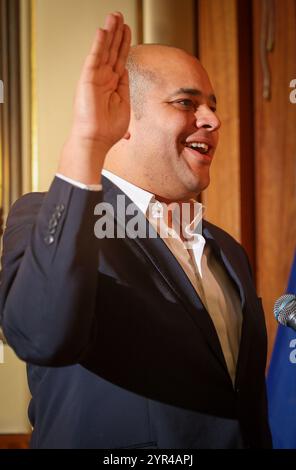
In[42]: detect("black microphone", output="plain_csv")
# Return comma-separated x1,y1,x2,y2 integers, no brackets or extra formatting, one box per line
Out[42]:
274,294,296,331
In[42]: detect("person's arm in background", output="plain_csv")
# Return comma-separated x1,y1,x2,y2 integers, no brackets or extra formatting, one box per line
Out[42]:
0,12,131,366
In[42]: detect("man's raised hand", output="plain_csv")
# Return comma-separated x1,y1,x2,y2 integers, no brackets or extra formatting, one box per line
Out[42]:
73,12,131,147
58,12,131,184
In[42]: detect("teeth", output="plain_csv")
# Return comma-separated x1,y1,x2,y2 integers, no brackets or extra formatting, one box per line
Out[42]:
186,142,209,154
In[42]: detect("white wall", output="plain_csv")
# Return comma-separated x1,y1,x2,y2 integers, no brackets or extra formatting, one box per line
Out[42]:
0,346,31,433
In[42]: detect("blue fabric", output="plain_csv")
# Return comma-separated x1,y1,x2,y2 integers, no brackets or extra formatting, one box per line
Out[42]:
267,252,296,448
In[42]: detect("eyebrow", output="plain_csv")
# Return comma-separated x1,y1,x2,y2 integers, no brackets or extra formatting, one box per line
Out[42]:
169,88,217,105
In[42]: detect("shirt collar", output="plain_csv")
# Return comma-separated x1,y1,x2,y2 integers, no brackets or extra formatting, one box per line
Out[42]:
102,169,204,236
102,169,154,214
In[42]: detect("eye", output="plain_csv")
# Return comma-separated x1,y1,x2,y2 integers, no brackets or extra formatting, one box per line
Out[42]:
173,99,196,110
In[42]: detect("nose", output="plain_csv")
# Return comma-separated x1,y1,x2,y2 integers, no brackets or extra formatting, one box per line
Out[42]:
195,105,221,131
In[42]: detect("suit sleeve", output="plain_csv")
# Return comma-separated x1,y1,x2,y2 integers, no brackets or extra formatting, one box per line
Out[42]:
0,177,102,365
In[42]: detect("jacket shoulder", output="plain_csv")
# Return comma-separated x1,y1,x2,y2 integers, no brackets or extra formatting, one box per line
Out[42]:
8,191,46,216
3,192,46,249
203,219,242,249
203,219,253,277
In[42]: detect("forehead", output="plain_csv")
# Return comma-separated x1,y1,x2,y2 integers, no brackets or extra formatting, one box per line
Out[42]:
143,50,214,97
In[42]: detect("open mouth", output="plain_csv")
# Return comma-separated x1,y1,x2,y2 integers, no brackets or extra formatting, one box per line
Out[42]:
184,141,211,155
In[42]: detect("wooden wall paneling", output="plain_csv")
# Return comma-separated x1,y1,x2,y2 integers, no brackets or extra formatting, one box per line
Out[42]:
198,0,256,267
198,0,242,246
0,434,30,449
237,0,256,268
253,0,296,363
142,0,196,54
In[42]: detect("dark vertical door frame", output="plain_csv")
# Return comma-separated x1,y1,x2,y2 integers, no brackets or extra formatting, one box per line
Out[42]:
237,0,256,276
0,0,22,236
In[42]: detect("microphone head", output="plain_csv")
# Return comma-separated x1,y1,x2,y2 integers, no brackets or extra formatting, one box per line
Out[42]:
274,294,296,326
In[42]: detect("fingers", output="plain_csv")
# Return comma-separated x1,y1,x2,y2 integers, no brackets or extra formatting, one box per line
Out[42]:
82,13,131,74
108,13,124,67
115,24,132,76
83,28,107,71
101,13,119,64
83,12,119,70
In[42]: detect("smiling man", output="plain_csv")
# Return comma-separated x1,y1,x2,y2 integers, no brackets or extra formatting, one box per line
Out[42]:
0,12,272,449
104,44,220,201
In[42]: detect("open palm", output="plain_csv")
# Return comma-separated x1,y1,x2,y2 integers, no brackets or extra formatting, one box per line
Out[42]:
72,13,131,149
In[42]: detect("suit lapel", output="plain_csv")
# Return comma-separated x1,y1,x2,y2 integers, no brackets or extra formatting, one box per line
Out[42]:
101,176,241,375
202,224,246,308
202,222,253,384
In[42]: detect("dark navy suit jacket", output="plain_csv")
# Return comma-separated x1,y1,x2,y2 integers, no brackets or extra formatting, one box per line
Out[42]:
0,176,272,448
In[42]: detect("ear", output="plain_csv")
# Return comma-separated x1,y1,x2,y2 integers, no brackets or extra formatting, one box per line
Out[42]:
123,131,131,140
